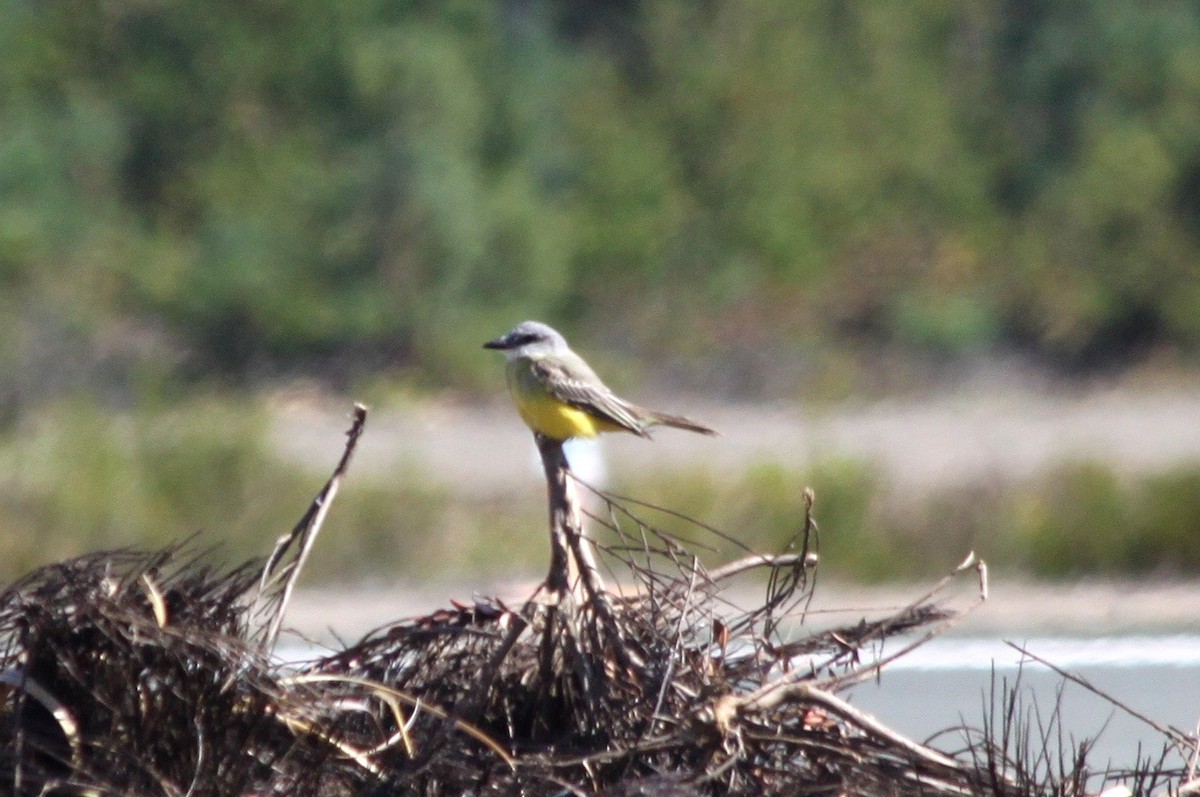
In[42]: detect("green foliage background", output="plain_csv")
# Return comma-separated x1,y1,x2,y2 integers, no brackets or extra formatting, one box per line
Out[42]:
3,0,1200,412
2,1,1199,582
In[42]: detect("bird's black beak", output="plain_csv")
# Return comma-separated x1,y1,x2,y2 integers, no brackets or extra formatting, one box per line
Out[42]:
483,334,510,350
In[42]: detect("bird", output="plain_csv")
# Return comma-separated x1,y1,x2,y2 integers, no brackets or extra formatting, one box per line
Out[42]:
483,321,717,441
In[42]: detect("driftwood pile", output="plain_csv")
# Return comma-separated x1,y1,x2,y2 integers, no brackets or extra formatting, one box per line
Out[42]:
0,406,1191,795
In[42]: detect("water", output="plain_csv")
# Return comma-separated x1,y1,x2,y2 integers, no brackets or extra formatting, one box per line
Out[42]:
848,635,1200,769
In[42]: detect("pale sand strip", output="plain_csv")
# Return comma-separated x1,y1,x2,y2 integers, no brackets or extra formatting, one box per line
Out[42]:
281,578,1200,647
268,384,1200,498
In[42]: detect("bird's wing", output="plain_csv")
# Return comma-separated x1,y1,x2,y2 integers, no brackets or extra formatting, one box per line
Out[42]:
531,357,648,436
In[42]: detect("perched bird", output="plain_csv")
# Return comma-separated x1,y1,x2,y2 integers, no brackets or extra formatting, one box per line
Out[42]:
484,321,717,441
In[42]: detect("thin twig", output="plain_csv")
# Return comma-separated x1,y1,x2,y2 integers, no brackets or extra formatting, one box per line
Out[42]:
253,404,367,650
1004,641,1195,754
0,669,81,766
283,673,516,770
817,553,988,692
707,552,808,582
719,681,965,775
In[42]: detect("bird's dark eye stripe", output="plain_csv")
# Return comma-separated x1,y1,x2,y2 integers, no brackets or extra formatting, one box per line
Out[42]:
513,333,540,345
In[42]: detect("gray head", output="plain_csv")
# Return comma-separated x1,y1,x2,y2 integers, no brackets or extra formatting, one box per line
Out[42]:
483,320,570,361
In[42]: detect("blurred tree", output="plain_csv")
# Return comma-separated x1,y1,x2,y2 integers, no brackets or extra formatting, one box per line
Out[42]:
0,0,1199,407
979,0,1200,363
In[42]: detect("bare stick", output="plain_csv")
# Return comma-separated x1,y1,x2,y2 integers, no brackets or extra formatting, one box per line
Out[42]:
707,552,809,582
283,673,515,770
714,682,965,776
534,434,643,674
252,403,368,650
534,434,615,603
535,433,586,597
1004,641,1195,753
0,669,81,766
648,560,699,735
817,552,989,692
1188,716,1200,781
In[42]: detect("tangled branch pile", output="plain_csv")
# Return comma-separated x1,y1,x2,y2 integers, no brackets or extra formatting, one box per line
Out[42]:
0,407,1190,795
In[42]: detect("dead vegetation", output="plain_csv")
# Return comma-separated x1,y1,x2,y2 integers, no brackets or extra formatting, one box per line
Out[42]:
0,405,1194,795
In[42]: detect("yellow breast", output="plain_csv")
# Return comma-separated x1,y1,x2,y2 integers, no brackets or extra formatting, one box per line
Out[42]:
515,391,607,440
505,354,629,440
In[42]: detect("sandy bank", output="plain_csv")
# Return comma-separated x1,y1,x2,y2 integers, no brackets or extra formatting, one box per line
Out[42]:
281,577,1200,647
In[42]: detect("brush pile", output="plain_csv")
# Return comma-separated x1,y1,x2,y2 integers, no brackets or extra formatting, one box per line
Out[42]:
0,406,1190,795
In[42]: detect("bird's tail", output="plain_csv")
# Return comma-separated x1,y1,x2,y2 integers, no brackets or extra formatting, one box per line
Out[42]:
645,409,718,436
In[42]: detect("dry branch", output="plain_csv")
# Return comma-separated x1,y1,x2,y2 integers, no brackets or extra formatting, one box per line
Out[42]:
252,403,368,650
1005,641,1197,755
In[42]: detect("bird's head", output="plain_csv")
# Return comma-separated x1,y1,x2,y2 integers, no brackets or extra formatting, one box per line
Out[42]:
483,321,569,361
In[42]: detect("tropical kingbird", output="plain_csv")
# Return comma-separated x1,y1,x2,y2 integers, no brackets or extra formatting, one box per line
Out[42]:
484,321,717,441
